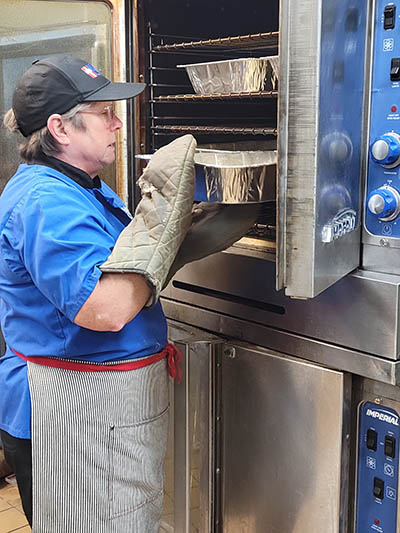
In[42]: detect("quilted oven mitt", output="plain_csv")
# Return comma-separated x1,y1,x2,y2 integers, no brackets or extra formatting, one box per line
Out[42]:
100,134,197,306
162,201,261,289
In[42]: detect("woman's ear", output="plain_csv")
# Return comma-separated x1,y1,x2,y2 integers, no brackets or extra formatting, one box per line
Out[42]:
47,114,70,146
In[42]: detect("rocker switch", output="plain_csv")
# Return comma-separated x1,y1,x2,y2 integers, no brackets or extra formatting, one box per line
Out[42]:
390,58,400,81
384,5,396,29
384,435,396,458
367,428,378,451
373,477,385,499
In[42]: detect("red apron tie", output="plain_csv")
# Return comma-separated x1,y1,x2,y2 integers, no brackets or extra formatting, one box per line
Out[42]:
165,343,182,384
11,343,183,380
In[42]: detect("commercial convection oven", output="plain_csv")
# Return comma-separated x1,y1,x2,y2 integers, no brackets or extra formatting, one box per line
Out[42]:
135,0,400,531
2,0,400,532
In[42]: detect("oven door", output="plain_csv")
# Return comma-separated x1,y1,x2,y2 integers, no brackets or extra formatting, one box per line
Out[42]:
0,0,135,203
277,0,369,298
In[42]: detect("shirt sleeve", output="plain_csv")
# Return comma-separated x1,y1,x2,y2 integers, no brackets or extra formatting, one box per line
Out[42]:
2,180,118,322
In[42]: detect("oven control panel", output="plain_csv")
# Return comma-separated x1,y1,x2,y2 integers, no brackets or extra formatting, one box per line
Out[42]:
366,1,400,237
356,401,400,533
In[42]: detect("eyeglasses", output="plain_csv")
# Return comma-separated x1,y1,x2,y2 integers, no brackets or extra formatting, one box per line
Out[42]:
79,103,117,124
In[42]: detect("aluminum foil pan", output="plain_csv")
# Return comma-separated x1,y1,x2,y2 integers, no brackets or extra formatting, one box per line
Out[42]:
136,149,276,204
194,149,276,203
177,56,278,95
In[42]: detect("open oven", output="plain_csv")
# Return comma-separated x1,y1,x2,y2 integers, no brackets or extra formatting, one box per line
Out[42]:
134,0,367,300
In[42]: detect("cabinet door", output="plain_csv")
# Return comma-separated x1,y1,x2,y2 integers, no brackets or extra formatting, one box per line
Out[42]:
277,0,368,298
0,0,132,201
220,343,352,533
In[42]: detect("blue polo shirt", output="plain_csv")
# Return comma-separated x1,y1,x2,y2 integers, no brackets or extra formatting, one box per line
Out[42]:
0,158,167,438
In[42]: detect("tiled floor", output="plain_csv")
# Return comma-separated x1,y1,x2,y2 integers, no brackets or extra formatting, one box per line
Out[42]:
0,465,197,533
0,477,177,533
0,480,30,533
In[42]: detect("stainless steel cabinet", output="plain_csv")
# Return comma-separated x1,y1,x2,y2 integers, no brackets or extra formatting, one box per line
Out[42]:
166,321,351,533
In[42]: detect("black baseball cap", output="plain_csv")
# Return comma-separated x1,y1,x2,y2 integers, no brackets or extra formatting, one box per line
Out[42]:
12,55,146,137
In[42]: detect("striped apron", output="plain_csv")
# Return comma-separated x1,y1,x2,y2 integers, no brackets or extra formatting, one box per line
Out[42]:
26,355,171,532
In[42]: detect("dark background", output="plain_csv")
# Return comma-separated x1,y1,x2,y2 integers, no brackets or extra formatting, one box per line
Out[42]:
144,0,279,38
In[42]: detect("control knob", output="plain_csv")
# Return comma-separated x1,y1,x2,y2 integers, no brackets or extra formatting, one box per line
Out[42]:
367,185,400,221
370,132,400,168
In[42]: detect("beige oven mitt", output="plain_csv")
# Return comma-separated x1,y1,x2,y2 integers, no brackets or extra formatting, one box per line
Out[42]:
162,201,261,288
100,134,196,306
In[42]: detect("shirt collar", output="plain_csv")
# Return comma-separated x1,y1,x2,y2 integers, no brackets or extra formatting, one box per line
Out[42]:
31,153,101,189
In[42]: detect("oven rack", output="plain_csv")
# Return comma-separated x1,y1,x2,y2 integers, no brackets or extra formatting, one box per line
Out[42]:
151,31,279,53
151,125,277,136
151,91,278,103
147,25,278,149
247,202,276,241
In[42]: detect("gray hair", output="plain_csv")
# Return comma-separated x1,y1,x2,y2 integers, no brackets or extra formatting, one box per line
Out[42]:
3,102,95,162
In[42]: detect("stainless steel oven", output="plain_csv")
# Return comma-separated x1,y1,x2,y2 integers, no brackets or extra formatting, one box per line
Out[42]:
133,0,400,531
136,0,368,299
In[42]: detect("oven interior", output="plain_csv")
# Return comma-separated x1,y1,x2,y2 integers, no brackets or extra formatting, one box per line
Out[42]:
137,0,280,254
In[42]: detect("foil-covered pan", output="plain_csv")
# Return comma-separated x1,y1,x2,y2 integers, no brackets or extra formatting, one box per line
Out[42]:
177,56,278,95
136,148,276,204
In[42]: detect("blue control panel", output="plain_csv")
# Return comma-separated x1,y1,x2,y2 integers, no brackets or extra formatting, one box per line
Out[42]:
366,1,400,237
356,401,400,533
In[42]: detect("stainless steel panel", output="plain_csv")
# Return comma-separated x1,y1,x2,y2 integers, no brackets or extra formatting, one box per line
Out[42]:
355,378,400,407
219,343,351,533
162,252,400,361
162,299,400,386
363,227,400,250
363,241,400,276
164,323,220,533
278,0,367,298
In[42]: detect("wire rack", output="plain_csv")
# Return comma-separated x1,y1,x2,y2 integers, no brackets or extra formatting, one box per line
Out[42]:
148,26,279,150
151,91,278,103
151,125,277,136
152,31,279,52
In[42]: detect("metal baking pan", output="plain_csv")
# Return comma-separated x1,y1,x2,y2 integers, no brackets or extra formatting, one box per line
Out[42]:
176,56,278,95
136,148,277,204
194,148,276,203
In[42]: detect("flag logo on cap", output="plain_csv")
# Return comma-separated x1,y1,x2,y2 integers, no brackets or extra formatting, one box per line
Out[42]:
81,64,101,79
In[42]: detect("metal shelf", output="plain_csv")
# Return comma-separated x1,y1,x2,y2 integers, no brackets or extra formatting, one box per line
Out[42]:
151,91,278,103
152,31,279,52
147,26,279,149
151,125,277,136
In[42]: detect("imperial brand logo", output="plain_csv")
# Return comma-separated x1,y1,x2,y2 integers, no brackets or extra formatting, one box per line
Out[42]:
81,64,101,79
366,408,399,426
